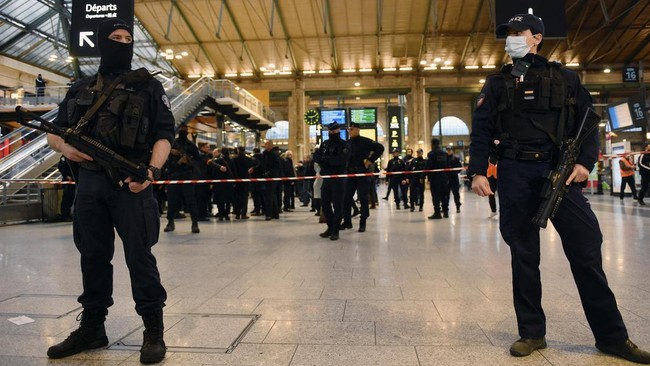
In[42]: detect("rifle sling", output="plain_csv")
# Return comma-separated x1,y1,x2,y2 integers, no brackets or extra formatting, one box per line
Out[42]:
74,74,125,132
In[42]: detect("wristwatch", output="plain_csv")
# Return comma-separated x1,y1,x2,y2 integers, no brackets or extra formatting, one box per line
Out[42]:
148,165,162,180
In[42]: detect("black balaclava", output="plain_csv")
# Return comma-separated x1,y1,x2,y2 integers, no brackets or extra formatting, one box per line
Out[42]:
328,130,341,140
97,18,133,74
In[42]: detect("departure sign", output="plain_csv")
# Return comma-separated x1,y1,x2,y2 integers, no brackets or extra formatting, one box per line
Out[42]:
349,107,377,126
319,109,346,126
70,0,134,57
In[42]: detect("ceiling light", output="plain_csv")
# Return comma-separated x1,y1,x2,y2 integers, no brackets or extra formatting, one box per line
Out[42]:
355,97,360,100
354,81,361,86
268,63,276,69
465,65,479,69
566,63,579,67
224,73,238,77
279,71,292,75
175,54,182,59
420,60,428,65
240,72,254,77
204,73,215,78
479,79,486,84
318,70,332,74
399,67,413,71
342,69,356,73
590,91,601,96
482,65,496,69
303,70,316,74
180,51,189,57
282,66,290,71
423,66,438,70
188,74,201,78
444,60,451,65
383,67,397,71
263,72,277,75
604,68,611,73
359,68,372,72
434,57,442,63
260,66,267,71
440,66,454,70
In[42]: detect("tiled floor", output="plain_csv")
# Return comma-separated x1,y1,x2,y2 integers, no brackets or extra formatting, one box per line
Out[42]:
0,188,649,365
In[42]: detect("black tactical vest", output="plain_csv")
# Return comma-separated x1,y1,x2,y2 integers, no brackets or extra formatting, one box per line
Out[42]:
496,61,575,148
66,69,153,161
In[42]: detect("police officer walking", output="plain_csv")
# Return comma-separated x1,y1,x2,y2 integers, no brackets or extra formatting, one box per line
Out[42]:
46,19,172,364
386,149,405,209
261,140,282,220
446,148,462,213
426,138,449,219
408,148,427,212
164,124,201,233
341,122,384,232
313,122,350,240
469,13,650,363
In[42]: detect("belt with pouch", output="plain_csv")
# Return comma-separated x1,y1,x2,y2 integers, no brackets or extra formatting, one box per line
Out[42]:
79,161,103,171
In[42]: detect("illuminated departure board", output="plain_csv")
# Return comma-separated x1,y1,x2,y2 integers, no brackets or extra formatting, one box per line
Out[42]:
319,109,346,126
349,107,377,126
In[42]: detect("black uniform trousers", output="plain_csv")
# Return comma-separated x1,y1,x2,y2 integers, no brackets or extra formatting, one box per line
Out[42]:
399,181,409,206
73,168,167,315
639,173,649,201
166,181,198,223
409,178,424,209
264,181,280,218
446,174,461,209
388,178,401,204
251,183,265,214
429,174,449,214
213,183,234,218
620,175,637,199
283,182,295,209
233,183,250,217
321,177,345,233
498,158,628,344
343,176,370,224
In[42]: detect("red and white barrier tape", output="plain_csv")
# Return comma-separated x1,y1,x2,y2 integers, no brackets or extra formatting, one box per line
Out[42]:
0,167,464,185
601,151,650,159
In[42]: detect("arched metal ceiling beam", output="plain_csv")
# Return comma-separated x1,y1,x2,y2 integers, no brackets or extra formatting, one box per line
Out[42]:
323,0,338,70
583,0,639,67
416,0,434,66
272,0,298,72
0,8,58,52
0,11,67,49
168,0,219,74
222,0,259,75
459,0,485,66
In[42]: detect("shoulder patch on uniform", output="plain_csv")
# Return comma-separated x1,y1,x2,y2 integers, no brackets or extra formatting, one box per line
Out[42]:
162,95,171,111
476,93,486,108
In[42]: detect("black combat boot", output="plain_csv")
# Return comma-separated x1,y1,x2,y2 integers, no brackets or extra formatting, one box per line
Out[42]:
319,228,332,238
191,221,200,234
163,221,174,232
47,309,108,359
140,310,167,364
358,220,366,232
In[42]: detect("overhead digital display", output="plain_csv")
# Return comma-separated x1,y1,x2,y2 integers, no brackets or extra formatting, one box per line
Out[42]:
349,107,377,126
319,109,347,127
608,102,634,131
321,130,348,141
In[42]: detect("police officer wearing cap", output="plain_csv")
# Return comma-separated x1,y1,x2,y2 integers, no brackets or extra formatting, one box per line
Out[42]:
426,138,449,219
341,122,384,232
47,19,172,364
408,148,427,212
313,122,350,240
468,13,650,363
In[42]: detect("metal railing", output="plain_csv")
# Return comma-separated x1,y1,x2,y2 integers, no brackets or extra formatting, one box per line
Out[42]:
171,77,275,125
0,86,69,107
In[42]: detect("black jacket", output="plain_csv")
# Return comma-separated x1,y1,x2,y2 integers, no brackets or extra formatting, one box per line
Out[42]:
347,136,384,172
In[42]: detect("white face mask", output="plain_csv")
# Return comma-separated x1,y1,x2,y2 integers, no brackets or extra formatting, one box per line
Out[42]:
505,35,531,59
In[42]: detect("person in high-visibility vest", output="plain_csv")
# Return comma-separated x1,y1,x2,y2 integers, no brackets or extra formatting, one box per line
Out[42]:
619,154,638,201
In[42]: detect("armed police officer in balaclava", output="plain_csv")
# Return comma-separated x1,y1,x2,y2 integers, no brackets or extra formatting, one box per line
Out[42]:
47,18,174,364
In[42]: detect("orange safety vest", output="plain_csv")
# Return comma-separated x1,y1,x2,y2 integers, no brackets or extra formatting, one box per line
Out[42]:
619,156,635,178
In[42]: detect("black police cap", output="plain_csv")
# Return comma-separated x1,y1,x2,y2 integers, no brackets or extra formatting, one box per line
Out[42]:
496,14,545,36
327,122,342,130
349,122,362,128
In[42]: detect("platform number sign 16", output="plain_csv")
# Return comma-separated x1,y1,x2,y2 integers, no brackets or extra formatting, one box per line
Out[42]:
632,102,645,121
623,67,639,82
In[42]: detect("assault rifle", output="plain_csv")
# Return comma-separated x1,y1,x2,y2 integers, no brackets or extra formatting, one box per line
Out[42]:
532,108,599,228
15,106,151,186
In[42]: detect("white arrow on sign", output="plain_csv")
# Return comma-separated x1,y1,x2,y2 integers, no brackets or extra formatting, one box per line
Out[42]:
79,31,95,48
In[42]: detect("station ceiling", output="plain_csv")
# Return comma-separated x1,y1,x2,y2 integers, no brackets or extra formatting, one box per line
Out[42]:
136,0,650,79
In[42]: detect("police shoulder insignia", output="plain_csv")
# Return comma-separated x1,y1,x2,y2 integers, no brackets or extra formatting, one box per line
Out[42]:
162,95,171,111
476,93,486,108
